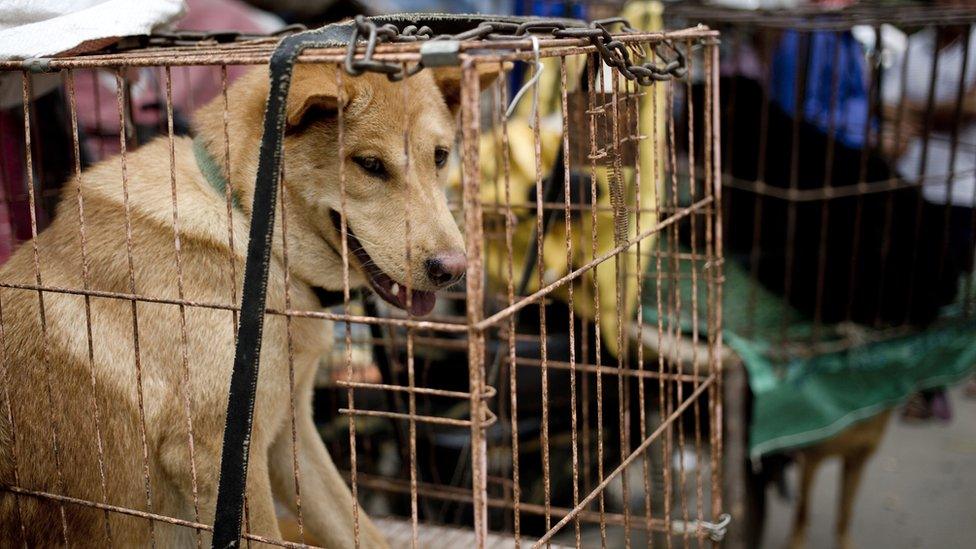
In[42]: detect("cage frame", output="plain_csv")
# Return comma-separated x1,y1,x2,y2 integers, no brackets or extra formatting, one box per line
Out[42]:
0,22,725,548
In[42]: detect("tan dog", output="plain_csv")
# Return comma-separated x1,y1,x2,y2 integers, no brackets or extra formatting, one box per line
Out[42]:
788,410,891,549
0,62,493,547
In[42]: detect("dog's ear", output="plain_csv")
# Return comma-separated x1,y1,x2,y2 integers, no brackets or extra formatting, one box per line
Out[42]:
286,65,350,129
287,93,340,128
433,63,510,115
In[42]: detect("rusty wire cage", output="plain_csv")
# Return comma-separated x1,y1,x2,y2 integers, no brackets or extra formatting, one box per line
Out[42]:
0,15,724,548
668,1,976,345
665,2,976,546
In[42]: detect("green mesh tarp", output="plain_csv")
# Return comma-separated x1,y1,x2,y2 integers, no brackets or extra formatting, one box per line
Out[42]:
643,241,976,458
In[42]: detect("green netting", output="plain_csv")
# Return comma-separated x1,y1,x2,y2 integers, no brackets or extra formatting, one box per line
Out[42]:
643,239,976,458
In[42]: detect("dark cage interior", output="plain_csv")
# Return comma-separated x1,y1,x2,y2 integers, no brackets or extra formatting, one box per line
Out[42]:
674,2,976,331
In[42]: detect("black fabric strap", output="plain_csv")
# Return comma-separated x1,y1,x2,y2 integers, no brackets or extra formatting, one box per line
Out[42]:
211,23,358,549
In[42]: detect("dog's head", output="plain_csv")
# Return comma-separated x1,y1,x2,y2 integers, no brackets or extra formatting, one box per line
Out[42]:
196,63,501,316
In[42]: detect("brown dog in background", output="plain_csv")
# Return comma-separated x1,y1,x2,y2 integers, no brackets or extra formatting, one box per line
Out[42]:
788,410,892,549
0,62,497,547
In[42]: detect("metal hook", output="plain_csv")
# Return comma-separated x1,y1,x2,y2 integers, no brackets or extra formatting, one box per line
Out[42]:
505,35,543,121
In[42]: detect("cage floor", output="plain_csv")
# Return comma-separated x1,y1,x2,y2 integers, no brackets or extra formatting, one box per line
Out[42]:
278,514,569,548
374,518,571,549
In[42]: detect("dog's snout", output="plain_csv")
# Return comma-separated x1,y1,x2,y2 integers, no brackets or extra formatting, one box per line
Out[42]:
425,251,466,287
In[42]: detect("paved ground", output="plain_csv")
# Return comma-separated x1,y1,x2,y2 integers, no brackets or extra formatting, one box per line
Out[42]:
761,383,976,549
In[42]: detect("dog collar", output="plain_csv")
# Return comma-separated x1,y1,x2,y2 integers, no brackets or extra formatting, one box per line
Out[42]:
193,137,241,211
192,138,344,308
312,286,346,308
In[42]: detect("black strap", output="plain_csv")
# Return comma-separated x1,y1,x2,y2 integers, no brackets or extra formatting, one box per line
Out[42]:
211,23,359,549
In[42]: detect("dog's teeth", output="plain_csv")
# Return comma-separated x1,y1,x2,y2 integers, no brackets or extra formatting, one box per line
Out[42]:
391,283,400,296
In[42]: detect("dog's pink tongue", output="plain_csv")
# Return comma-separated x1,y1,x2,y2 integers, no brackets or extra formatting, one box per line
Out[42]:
407,290,436,316
394,284,436,316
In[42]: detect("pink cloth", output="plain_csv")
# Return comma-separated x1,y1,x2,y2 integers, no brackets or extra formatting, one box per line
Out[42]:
0,109,26,262
0,0,281,265
73,0,282,159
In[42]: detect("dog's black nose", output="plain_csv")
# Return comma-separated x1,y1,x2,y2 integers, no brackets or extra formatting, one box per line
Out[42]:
425,251,466,287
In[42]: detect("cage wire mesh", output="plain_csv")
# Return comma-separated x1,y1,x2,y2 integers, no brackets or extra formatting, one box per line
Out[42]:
662,3,976,543
0,19,724,549
667,1,976,348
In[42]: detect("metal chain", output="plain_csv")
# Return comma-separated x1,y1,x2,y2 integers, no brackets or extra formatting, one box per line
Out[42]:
343,14,687,84
99,15,686,85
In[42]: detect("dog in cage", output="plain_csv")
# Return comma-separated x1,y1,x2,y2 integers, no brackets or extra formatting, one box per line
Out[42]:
0,62,498,547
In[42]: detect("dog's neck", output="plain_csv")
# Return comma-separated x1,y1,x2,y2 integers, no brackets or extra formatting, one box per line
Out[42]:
192,136,347,311
192,136,240,211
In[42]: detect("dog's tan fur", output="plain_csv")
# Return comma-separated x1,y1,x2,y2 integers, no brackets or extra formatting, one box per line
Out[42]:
0,63,491,547
788,410,891,549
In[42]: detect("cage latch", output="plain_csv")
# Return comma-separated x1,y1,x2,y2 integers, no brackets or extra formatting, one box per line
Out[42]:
671,513,732,541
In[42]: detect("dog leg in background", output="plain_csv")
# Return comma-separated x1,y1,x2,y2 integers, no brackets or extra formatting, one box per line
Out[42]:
269,366,388,549
787,410,891,549
836,449,871,549
835,410,891,549
788,451,823,549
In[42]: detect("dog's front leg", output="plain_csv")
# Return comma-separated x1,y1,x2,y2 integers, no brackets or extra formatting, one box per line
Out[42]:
269,382,389,549
160,431,280,547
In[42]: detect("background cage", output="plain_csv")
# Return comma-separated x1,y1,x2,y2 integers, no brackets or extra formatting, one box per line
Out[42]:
0,15,725,549
666,2,976,546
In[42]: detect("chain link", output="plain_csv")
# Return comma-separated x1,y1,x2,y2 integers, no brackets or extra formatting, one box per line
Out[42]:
104,15,688,85
343,14,687,85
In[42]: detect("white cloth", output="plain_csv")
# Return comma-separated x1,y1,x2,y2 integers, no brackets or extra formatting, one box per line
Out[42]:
853,23,908,68
705,0,801,9
882,26,976,207
0,0,185,109
0,0,185,60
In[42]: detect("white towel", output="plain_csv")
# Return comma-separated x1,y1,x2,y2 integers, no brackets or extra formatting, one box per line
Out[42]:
0,0,185,60
0,0,185,108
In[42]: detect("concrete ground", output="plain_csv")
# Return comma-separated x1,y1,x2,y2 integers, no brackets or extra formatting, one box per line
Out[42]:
761,382,976,549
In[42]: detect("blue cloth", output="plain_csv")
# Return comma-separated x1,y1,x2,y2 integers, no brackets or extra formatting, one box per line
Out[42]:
772,30,871,149
524,0,586,18
509,1,586,106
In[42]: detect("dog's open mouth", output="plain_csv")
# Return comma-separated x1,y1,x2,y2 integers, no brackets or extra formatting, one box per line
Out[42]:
329,210,436,316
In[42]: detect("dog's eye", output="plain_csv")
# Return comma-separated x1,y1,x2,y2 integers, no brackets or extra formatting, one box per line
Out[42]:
434,147,450,169
353,156,387,179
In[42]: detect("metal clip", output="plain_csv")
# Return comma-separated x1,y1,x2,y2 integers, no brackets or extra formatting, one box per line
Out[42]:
21,57,52,73
420,40,461,67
